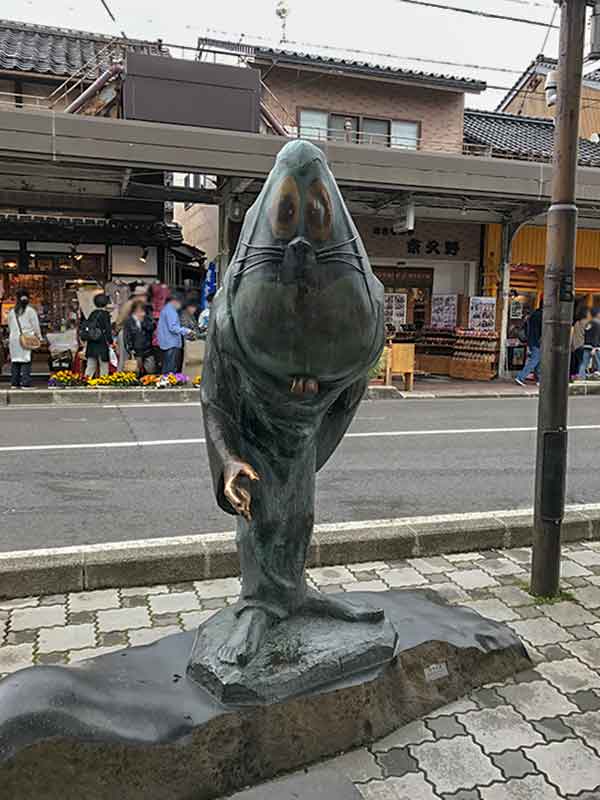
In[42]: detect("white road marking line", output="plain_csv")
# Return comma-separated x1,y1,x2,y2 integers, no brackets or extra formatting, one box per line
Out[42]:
2,502,600,561
0,438,206,453
0,423,598,454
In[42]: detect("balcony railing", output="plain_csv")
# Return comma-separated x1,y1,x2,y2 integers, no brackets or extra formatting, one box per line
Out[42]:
290,125,596,167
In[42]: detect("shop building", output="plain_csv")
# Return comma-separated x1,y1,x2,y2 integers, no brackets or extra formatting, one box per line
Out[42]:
466,109,600,371
0,20,204,344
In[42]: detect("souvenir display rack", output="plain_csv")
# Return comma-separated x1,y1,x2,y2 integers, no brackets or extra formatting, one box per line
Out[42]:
450,329,499,380
415,327,456,375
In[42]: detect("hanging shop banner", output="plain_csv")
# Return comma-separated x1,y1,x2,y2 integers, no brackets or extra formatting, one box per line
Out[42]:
430,294,458,329
384,292,407,335
469,296,497,332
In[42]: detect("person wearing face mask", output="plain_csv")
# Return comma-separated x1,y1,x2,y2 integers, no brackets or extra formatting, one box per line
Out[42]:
7,290,41,389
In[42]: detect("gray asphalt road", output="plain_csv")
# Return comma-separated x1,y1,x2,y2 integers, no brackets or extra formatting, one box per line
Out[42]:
0,396,598,552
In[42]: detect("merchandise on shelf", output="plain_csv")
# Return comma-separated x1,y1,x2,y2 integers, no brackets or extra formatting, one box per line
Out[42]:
451,329,499,380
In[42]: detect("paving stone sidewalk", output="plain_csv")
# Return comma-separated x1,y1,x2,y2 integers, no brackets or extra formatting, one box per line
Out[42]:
2,544,600,798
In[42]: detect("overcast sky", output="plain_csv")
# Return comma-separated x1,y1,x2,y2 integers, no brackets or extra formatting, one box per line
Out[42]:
5,0,571,109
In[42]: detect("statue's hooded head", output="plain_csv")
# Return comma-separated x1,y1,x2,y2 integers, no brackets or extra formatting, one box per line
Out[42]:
225,139,383,386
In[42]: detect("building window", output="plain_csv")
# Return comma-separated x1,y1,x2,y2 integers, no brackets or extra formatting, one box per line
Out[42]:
298,109,328,141
299,109,419,150
330,114,359,143
391,120,419,150
362,117,390,146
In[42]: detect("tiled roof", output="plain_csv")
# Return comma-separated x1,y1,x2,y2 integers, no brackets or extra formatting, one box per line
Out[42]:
197,36,486,93
0,19,168,78
254,46,486,92
464,109,600,167
584,67,600,83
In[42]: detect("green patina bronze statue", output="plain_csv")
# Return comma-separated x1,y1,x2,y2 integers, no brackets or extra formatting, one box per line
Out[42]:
199,139,385,667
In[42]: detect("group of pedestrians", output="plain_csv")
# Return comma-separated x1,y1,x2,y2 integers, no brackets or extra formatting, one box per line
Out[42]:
5,285,215,388
515,300,600,386
82,288,214,379
572,306,600,380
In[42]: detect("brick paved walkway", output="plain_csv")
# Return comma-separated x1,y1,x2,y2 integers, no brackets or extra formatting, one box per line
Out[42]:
1,544,600,798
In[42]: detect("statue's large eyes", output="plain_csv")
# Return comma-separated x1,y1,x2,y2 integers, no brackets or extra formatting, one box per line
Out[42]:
269,175,300,240
306,179,333,242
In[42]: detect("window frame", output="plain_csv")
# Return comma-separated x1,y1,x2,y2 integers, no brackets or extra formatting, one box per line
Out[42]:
297,107,421,150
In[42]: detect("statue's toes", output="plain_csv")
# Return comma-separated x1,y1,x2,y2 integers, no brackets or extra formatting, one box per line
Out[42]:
217,644,240,666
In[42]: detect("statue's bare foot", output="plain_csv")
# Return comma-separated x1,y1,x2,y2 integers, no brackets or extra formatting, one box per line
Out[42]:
217,608,272,667
303,588,384,623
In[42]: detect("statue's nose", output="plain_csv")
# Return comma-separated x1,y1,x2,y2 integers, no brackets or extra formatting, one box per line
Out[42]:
281,235,316,285
287,236,313,256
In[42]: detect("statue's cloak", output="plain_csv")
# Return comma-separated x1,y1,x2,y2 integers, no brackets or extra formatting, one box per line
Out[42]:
201,140,384,618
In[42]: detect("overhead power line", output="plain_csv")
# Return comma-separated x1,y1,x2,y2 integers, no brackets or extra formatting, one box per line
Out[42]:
394,0,560,28
201,28,525,76
99,0,116,22
502,0,556,8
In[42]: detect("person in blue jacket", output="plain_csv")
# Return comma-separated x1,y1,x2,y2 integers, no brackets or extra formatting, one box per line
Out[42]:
157,291,191,374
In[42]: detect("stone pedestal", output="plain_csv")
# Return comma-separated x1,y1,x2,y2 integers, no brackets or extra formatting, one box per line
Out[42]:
0,590,530,800
188,603,398,704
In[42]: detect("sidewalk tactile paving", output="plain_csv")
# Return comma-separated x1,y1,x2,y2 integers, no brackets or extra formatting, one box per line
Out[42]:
0,544,599,797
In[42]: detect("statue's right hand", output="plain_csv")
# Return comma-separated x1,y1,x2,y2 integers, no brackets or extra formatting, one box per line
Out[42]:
223,460,260,520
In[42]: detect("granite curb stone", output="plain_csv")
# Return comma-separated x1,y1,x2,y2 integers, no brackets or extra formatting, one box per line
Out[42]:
2,511,600,599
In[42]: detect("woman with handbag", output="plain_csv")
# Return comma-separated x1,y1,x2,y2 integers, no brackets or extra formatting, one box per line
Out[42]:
8,290,41,389
123,299,156,375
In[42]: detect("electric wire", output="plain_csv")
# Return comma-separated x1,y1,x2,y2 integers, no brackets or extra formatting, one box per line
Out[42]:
515,2,559,115
99,0,116,23
393,0,560,28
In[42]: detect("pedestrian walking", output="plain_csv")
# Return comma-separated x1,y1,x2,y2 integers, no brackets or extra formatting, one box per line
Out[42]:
7,290,41,388
82,293,113,378
123,299,156,375
157,291,191,374
515,301,543,386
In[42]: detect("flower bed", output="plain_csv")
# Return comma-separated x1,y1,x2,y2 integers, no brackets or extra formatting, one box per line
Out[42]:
88,371,140,388
48,370,88,388
48,371,199,388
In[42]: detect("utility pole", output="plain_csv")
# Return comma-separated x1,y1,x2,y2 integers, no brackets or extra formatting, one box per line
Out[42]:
531,0,587,597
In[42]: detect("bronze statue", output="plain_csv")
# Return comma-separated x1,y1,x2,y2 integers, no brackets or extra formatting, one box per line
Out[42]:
200,139,384,666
